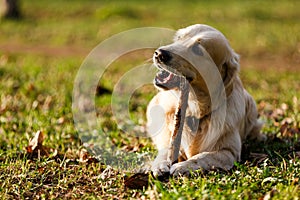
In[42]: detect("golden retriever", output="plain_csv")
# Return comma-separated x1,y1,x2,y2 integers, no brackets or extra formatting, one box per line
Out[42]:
147,24,266,176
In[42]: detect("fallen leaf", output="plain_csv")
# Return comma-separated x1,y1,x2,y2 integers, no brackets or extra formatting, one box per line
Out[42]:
27,82,35,92
124,172,150,189
249,153,268,164
279,122,300,138
281,103,288,111
57,117,65,124
122,142,144,153
78,148,89,162
292,177,299,185
43,95,53,110
25,130,53,158
281,117,293,125
38,166,46,174
78,148,98,163
100,166,116,180
26,130,45,153
272,108,285,118
263,189,278,200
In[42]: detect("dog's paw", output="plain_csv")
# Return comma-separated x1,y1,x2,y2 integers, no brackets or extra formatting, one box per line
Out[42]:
170,161,197,176
151,160,171,177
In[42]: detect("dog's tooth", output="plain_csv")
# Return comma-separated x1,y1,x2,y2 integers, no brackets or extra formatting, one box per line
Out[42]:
167,73,173,81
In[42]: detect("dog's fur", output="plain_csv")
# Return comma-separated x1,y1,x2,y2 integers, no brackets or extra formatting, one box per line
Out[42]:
147,24,266,176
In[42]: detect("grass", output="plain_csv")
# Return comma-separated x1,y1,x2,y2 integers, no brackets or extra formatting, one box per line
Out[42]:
0,0,299,199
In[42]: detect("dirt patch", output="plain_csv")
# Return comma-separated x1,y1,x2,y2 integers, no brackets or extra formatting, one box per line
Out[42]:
240,52,300,72
0,42,299,72
0,42,90,58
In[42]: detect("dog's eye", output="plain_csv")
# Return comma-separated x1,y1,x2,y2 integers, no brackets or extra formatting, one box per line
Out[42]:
192,43,203,56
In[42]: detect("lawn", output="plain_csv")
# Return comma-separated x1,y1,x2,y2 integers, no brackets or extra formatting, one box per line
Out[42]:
0,0,299,199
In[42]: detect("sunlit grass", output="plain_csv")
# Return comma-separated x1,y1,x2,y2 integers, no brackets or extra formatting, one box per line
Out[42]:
0,0,299,199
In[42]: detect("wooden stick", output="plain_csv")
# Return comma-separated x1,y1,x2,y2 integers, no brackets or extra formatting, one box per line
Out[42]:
167,77,190,164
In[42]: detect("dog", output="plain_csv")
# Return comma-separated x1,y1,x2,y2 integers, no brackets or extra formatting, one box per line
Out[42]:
146,24,266,176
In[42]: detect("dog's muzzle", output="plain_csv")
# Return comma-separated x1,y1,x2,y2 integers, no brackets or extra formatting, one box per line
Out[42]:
153,49,181,90
154,49,172,65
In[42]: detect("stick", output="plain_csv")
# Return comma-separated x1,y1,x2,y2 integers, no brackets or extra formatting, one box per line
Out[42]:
167,76,190,164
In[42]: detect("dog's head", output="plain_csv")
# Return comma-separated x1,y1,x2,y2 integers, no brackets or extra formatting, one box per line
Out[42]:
153,24,239,93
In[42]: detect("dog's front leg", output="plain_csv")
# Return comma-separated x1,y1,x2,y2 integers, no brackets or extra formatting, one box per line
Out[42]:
170,150,235,176
170,132,241,176
148,119,174,176
151,148,171,176
147,91,181,176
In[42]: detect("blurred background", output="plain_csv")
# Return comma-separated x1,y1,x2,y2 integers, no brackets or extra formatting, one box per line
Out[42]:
1,0,299,66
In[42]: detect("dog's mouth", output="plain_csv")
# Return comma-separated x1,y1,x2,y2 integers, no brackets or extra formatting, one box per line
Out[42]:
154,68,181,89
155,70,175,84
153,49,194,90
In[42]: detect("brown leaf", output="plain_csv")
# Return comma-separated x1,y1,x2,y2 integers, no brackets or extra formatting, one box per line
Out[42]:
263,189,278,200
78,148,89,162
26,130,45,154
78,148,98,163
292,177,299,185
279,122,300,138
57,117,65,124
124,172,150,189
100,166,116,180
271,108,285,119
43,96,53,110
27,82,35,92
25,130,50,158
29,130,44,150
280,122,289,136
249,152,268,164
122,143,144,153
38,166,46,174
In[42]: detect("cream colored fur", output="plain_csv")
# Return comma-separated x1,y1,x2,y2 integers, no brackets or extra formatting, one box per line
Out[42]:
147,24,266,176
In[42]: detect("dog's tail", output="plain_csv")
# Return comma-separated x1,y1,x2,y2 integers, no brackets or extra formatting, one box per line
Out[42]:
244,90,267,142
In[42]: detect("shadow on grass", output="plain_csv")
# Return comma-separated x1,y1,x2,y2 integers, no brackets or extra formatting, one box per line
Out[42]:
241,134,300,166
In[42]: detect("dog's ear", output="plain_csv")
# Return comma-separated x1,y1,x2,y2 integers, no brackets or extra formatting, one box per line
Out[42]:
222,51,240,89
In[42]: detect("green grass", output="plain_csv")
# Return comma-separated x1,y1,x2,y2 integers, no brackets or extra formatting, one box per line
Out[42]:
0,0,300,199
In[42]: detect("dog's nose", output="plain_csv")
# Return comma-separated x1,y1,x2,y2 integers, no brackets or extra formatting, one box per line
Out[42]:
154,49,172,63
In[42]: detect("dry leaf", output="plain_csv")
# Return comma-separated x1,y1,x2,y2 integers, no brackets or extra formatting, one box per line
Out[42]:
249,152,268,164
25,130,51,158
57,117,65,124
78,148,98,163
43,96,53,110
100,166,115,180
124,172,150,189
26,130,45,153
122,142,144,153
79,148,89,162
263,189,278,200
292,177,299,185
280,122,300,138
